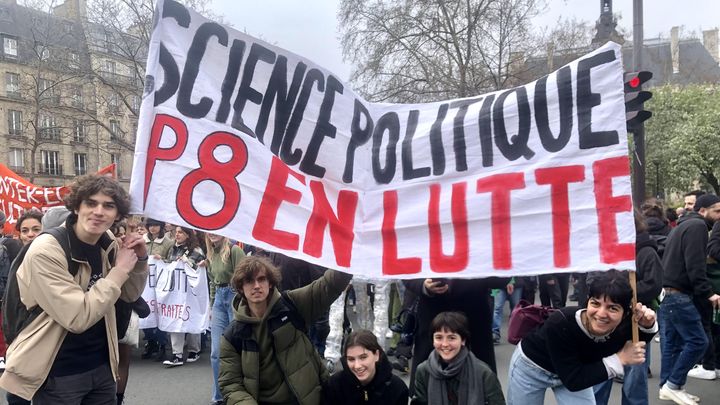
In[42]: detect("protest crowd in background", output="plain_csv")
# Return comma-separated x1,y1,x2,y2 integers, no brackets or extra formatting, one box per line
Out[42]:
1,179,720,405
0,2,719,405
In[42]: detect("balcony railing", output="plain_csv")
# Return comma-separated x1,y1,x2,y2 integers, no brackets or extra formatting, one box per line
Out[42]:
38,164,63,176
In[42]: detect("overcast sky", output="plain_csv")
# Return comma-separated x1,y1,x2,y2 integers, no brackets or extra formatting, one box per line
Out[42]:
210,0,720,82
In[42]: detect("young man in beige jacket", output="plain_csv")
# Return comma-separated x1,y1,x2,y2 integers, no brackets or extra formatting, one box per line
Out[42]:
0,175,148,404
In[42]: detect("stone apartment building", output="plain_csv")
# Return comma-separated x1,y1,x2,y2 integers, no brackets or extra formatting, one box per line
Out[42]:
514,0,720,87
0,0,143,188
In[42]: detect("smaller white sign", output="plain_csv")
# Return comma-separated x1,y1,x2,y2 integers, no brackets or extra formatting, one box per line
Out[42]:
139,258,210,333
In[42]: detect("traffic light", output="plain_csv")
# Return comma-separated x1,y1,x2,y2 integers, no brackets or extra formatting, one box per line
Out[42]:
624,71,653,132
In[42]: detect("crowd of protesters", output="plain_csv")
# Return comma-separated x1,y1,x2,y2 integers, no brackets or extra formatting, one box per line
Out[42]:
0,175,719,405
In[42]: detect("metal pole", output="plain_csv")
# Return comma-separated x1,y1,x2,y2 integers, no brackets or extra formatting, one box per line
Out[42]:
632,0,645,207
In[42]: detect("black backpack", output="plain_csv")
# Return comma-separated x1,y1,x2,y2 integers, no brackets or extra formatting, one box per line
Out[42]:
1,227,76,345
0,238,12,298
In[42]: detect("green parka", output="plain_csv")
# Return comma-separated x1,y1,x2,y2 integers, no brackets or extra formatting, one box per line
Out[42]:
219,269,352,405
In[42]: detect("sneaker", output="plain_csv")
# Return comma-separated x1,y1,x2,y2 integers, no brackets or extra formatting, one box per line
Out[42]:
683,391,700,402
654,335,661,343
687,364,716,380
0,357,5,371
141,341,159,359
163,355,184,367
493,333,501,345
325,358,335,374
391,356,409,373
186,352,200,363
659,383,698,405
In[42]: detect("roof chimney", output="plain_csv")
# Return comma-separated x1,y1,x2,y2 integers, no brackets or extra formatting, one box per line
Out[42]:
53,0,86,20
703,28,719,64
670,26,680,74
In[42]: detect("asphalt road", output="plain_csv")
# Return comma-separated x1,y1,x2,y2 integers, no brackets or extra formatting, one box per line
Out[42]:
2,299,719,404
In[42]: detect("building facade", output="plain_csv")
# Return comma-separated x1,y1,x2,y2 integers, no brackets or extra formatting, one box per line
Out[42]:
0,0,142,188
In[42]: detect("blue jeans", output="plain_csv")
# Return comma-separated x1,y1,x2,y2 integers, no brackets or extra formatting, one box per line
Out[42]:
507,345,595,405
211,286,236,402
659,292,708,388
593,342,652,405
493,287,523,336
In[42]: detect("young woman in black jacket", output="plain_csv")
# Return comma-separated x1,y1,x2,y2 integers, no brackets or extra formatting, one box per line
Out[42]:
323,330,408,405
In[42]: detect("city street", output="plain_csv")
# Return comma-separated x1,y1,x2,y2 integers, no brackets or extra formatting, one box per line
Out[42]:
2,298,719,404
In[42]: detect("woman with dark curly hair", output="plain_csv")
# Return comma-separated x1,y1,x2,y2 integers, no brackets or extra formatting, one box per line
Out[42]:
507,270,657,405
15,209,43,245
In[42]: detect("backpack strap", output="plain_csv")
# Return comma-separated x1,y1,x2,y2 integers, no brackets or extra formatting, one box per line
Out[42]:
278,291,307,334
44,227,77,276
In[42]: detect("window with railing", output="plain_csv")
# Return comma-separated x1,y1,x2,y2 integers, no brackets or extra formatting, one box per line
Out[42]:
39,78,58,103
109,120,121,140
70,85,83,108
40,150,60,175
40,114,61,140
69,51,80,69
74,153,87,175
131,94,141,114
8,110,22,135
108,92,120,113
111,153,121,177
73,119,85,143
5,72,19,98
8,148,24,173
36,44,49,61
3,36,17,59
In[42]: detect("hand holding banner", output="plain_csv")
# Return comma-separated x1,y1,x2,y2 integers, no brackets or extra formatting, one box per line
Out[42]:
131,0,635,279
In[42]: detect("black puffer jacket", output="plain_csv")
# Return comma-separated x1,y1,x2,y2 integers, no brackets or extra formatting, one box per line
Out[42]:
323,353,408,405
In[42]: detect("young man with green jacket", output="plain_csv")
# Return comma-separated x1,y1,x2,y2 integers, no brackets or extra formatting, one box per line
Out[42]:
219,255,352,405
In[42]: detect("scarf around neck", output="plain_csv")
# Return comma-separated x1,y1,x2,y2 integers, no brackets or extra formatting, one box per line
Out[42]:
427,346,483,405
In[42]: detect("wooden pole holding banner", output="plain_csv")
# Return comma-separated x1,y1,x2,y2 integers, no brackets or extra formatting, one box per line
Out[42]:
629,270,639,343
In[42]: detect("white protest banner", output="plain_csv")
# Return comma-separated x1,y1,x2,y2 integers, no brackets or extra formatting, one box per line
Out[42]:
139,258,210,333
130,0,635,279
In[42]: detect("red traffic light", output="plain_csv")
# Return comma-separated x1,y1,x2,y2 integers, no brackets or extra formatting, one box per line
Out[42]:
624,71,653,92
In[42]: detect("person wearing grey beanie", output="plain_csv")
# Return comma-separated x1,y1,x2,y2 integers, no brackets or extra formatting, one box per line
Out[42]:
40,206,70,229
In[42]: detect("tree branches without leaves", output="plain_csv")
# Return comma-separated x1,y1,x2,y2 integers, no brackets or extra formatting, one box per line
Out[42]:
339,0,545,103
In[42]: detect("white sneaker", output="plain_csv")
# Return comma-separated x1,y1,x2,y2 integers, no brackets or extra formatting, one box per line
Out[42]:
683,391,700,402
654,335,661,343
687,364,716,380
0,357,5,371
659,383,698,405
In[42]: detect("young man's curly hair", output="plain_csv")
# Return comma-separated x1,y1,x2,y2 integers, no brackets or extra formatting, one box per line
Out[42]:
231,255,282,297
64,174,130,220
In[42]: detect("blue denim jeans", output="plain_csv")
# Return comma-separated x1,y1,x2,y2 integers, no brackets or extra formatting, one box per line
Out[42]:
493,287,523,336
659,291,708,388
507,345,595,405
211,286,236,402
593,342,652,405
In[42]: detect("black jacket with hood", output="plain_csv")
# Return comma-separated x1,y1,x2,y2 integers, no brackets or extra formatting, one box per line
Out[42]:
661,211,714,299
323,353,408,405
634,231,663,305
